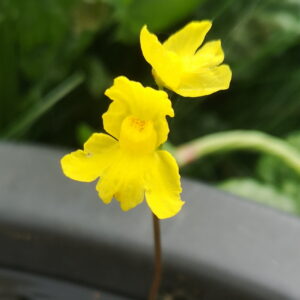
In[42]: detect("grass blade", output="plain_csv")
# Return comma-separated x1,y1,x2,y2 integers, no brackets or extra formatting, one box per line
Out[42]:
2,72,84,139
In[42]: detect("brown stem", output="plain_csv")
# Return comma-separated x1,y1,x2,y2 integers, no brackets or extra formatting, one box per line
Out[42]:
148,213,162,300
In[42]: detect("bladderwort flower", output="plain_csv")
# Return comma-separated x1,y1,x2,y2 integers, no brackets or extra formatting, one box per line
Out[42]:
140,21,232,97
61,76,184,219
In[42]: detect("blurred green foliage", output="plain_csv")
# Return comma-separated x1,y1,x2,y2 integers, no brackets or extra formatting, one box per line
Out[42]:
220,178,298,214
1,0,300,215
221,131,300,215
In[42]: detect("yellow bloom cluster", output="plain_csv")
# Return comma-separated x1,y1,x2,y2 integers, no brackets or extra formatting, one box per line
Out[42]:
61,21,231,219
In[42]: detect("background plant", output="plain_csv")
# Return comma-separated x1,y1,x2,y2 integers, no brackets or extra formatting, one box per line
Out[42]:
1,0,300,215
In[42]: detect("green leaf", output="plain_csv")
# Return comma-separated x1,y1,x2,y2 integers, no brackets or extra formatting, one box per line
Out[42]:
256,131,300,209
0,0,109,138
0,0,20,128
113,0,205,43
220,178,298,214
86,56,111,98
76,122,95,145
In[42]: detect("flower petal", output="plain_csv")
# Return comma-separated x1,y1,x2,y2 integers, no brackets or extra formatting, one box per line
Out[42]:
145,151,184,219
61,133,118,182
96,151,145,209
104,76,174,145
176,64,232,97
192,40,225,69
61,150,99,182
154,117,170,147
115,180,144,211
140,26,183,89
163,21,212,57
102,98,129,140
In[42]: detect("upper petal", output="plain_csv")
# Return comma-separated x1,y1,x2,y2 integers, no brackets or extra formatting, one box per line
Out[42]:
102,97,129,140
163,21,212,57
61,133,118,182
104,76,174,145
145,150,184,219
140,26,183,89
176,64,232,97
191,40,225,69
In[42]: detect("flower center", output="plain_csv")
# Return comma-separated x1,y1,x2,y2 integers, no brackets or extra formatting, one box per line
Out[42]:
119,116,157,154
129,118,147,131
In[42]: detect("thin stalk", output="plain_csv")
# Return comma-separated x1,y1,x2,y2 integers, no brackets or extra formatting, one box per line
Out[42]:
148,213,162,300
173,130,300,175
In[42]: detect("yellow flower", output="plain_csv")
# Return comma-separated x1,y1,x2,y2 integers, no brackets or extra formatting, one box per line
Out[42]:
140,21,232,97
61,76,184,219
